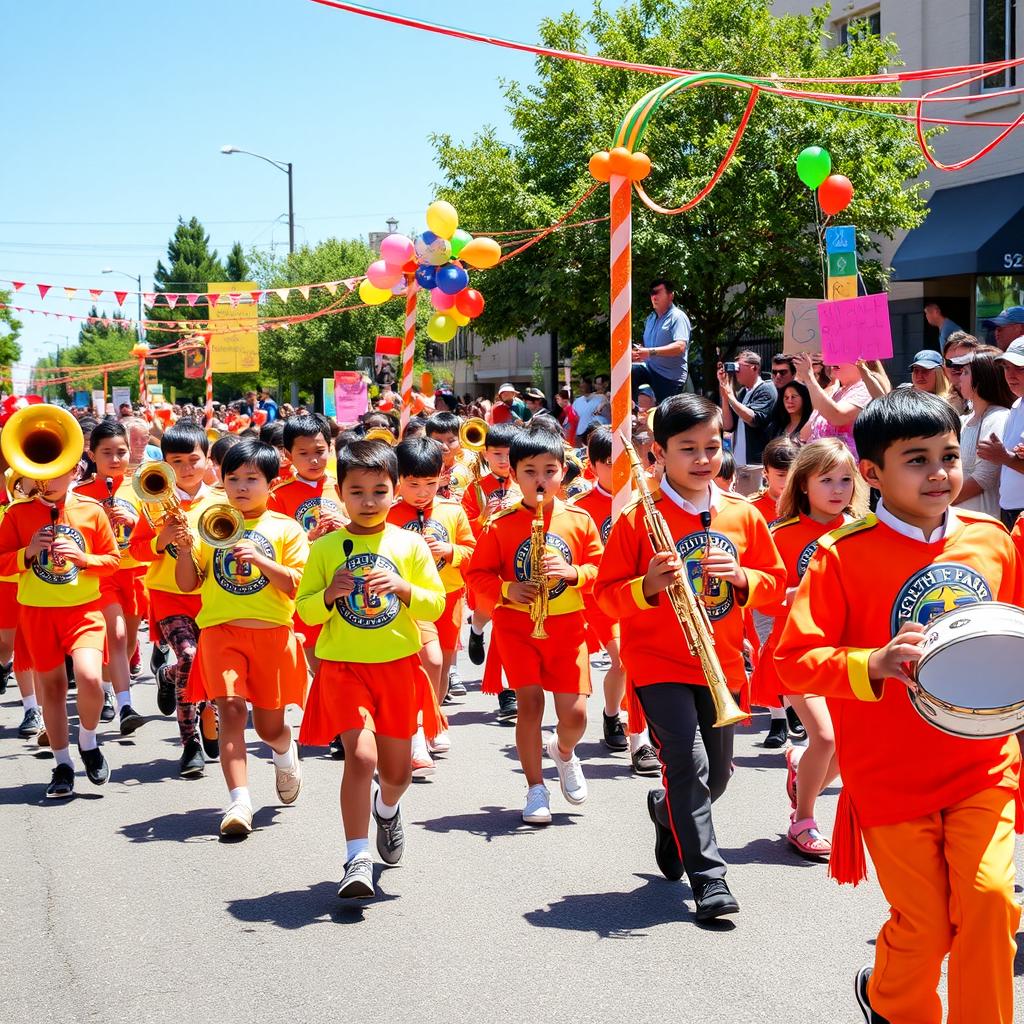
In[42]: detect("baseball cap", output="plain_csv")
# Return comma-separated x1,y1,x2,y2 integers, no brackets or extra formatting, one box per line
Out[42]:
497,382,519,396
996,338,1024,367
909,350,943,370
637,384,656,398
983,305,1024,328
524,387,545,400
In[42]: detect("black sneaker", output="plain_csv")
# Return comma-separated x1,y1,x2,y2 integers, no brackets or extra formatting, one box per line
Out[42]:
100,691,116,722
46,763,75,799
78,745,110,786
0,659,10,695
786,705,807,741
337,855,375,899
694,878,739,922
496,688,518,722
631,744,661,776
150,641,169,676
118,705,146,736
647,789,684,880
199,706,220,761
854,966,891,1024
18,706,43,737
156,665,177,716
446,671,467,697
602,712,629,752
763,718,788,749
179,737,205,778
467,629,485,666
372,801,406,865
441,691,456,707
329,735,346,760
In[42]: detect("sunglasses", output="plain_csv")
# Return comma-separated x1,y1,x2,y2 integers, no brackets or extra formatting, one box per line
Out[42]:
943,360,963,370
770,368,791,376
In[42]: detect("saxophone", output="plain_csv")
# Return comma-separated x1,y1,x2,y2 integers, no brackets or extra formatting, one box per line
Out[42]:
619,432,748,728
529,488,549,640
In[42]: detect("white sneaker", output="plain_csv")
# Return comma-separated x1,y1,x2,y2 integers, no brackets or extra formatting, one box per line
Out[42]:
427,730,451,755
274,741,302,805
546,734,588,805
522,783,552,825
220,801,253,836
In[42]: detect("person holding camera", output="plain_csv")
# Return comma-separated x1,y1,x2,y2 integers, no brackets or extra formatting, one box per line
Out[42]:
717,352,778,497
632,277,691,402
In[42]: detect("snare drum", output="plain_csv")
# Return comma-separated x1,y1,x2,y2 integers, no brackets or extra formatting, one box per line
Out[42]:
911,602,1024,739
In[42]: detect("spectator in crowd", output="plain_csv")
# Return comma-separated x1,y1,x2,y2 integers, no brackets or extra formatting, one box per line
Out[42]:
490,383,528,425
908,350,951,400
636,383,657,416
982,305,1024,352
375,354,397,388
924,300,963,346
978,339,1024,528
434,389,459,414
118,402,133,419
554,388,579,444
952,347,1014,519
523,387,548,418
769,354,797,388
854,358,893,401
632,276,692,401
243,390,258,417
573,374,610,436
767,379,811,443
794,354,871,460
942,331,983,415
717,351,778,496
259,387,278,423
279,402,295,420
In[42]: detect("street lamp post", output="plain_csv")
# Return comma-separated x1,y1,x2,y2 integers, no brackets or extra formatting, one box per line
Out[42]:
220,146,295,254
101,267,144,335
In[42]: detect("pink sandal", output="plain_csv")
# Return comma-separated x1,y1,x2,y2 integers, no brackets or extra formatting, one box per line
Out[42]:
787,818,832,859
785,747,798,810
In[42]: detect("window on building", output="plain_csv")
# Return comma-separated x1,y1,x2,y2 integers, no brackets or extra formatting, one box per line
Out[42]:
838,10,881,50
982,0,1017,89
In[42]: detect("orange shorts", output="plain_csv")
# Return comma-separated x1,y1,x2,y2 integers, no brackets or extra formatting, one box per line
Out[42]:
492,607,591,695
186,623,308,710
299,654,426,743
418,588,464,652
150,590,202,623
18,602,107,673
583,606,620,652
292,609,322,650
0,581,18,631
100,567,147,619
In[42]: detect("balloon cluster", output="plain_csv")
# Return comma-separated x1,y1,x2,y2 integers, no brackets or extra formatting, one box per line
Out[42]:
0,394,42,427
796,146,854,216
359,201,500,344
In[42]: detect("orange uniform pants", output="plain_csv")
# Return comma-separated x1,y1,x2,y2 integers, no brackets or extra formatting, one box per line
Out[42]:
861,786,1019,1024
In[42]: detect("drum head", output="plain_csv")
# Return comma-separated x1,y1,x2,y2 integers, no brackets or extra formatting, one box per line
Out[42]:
918,632,1024,710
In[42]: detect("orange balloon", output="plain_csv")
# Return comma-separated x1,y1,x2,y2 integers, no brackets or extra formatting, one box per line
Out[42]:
629,151,652,181
458,236,501,270
608,146,634,177
588,151,611,182
420,371,434,396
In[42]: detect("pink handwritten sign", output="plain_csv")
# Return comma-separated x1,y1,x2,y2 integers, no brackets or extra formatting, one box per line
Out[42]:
334,371,368,425
817,293,893,363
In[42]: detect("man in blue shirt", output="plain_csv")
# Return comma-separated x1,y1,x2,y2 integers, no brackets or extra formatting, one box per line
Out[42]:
633,276,691,402
258,387,279,423
924,301,962,347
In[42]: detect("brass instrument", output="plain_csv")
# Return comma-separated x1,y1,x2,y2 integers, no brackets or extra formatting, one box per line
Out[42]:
459,417,488,452
49,504,65,568
131,461,186,529
619,432,748,728
197,503,246,548
529,488,549,640
364,427,398,445
206,427,223,444
0,404,83,482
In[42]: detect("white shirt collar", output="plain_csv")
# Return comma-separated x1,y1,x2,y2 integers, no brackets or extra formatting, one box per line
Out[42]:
659,476,722,516
294,474,320,489
175,482,209,503
594,482,612,498
875,497,960,544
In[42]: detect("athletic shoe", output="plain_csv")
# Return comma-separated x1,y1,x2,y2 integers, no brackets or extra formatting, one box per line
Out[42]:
220,802,253,837
522,783,552,825
18,706,43,738
446,668,467,697
602,712,628,752
46,763,75,800
411,750,435,779
763,718,788,749
467,629,485,666
199,704,220,761
496,688,518,722
631,744,661,776
546,734,587,805
150,641,169,676
274,742,302,804
337,854,375,899
786,705,807,741
694,878,739,922
441,691,456,707
179,737,205,778
78,745,110,786
426,730,451,755
854,966,890,1024
155,665,176,716
118,705,146,736
328,735,345,760
0,660,11,695
648,789,684,881
100,691,116,723
372,801,405,864
129,645,142,678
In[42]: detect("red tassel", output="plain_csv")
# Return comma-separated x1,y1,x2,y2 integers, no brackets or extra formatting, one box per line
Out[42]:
828,788,868,886
417,668,447,742
481,639,504,695
739,678,752,715
1015,783,1024,835
625,678,647,733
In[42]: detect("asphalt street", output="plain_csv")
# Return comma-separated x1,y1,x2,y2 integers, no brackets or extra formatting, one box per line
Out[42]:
2,633,1022,1024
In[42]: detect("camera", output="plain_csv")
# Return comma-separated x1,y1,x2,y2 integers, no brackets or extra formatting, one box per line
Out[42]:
724,361,740,373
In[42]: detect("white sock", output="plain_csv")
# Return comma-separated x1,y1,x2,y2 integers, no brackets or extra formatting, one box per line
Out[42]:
470,624,484,636
629,727,651,753
411,726,429,759
346,837,370,861
272,734,295,770
103,682,115,696
116,691,132,712
53,747,74,768
22,694,38,712
374,792,398,820
78,726,98,752
769,706,787,721
228,786,252,809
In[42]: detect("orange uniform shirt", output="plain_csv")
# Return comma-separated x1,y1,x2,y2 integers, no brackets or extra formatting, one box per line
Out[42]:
461,471,517,537
465,497,603,620
268,474,344,536
0,493,119,607
594,485,785,691
774,509,1022,827
570,482,614,545
387,497,475,594
749,488,778,525
76,474,143,570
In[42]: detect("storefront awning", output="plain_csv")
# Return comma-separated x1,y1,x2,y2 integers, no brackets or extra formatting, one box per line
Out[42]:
892,172,1024,281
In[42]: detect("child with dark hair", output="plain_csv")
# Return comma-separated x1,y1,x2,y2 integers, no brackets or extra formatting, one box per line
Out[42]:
259,420,291,482
714,449,736,492
466,429,603,825
426,412,476,499
210,433,243,487
750,436,800,525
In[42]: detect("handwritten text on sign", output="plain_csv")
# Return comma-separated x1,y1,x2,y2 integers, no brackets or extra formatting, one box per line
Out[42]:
783,299,823,354
817,293,893,363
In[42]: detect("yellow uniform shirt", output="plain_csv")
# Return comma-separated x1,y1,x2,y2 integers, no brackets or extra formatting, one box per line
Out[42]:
386,497,476,594
129,489,218,595
195,509,309,629
75,475,143,570
296,524,445,663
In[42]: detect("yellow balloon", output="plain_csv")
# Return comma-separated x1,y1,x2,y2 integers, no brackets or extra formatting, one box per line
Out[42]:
425,200,459,240
458,236,501,270
359,279,392,306
450,309,470,327
427,313,458,343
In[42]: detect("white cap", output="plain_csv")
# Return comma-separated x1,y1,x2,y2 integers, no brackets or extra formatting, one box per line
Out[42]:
497,382,519,396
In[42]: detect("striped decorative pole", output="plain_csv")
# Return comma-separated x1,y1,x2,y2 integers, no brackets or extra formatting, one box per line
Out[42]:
205,339,214,425
399,278,419,433
132,342,149,411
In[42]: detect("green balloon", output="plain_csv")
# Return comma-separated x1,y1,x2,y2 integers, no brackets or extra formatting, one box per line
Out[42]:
450,229,472,258
796,146,832,190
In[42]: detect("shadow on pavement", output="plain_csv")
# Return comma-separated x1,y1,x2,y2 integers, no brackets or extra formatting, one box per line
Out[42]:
730,754,785,770
415,804,582,841
119,805,282,843
718,835,821,869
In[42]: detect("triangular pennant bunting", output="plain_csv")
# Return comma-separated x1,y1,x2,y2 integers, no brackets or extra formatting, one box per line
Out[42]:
114,291,128,307
186,293,200,307
64,287,77,300
228,293,242,307
11,282,23,292
37,284,51,299
249,290,263,303
143,293,156,306
324,282,338,295
165,294,179,309
274,288,291,302
89,289,103,300
298,286,311,300
207,293,220,306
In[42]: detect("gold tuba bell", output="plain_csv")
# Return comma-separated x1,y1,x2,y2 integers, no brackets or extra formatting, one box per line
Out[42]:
364,427,398,445
198,503,246,548
459,417,488,452
0,404,83,482
132,461,185,529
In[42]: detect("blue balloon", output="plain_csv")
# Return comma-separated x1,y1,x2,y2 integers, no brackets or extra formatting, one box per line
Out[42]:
415,264,437,289
435,263,470,296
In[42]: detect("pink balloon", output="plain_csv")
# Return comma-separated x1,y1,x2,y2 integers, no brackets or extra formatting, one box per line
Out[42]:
430,288,456,310
366,259,402,290
379,233,415,267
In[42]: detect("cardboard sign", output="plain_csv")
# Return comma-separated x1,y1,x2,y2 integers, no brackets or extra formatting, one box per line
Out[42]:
817,293,893,363
828,276,858,300
782,298,823,354
825,225,856,253
334,371,368,425
322,377,336,417
112,386,131,411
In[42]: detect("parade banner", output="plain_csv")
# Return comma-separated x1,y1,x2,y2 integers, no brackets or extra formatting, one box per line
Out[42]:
817,293,893,363
322,377,336,417
208,282,260,373
334,371,368,424
184,345,207,379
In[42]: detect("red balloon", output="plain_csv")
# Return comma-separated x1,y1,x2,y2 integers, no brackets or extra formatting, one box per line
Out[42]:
455,288,485,319
817,174,854,216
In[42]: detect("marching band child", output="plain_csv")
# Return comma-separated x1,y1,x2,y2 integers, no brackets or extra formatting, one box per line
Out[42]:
465,428,603,825
749,436,799,525
595,394,785,921
425,412,472,499
175,440,309,837
296,440,445,900
209,434,242,489
776,390,1021,1023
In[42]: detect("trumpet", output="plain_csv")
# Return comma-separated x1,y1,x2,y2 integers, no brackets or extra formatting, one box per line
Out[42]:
459,417,488,452
529,488,549,640
364,427,398,445
132,461,186,530
619,431,748,728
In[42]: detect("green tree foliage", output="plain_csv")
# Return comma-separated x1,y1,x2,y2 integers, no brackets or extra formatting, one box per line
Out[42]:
432,0,929,376
224,241,251,283
0,289,22,370
62,307,139,394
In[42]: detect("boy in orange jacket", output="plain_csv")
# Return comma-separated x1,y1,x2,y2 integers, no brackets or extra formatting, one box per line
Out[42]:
776,389,1022,1024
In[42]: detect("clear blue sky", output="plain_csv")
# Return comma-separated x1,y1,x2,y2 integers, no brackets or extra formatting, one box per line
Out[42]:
2,0,581,382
